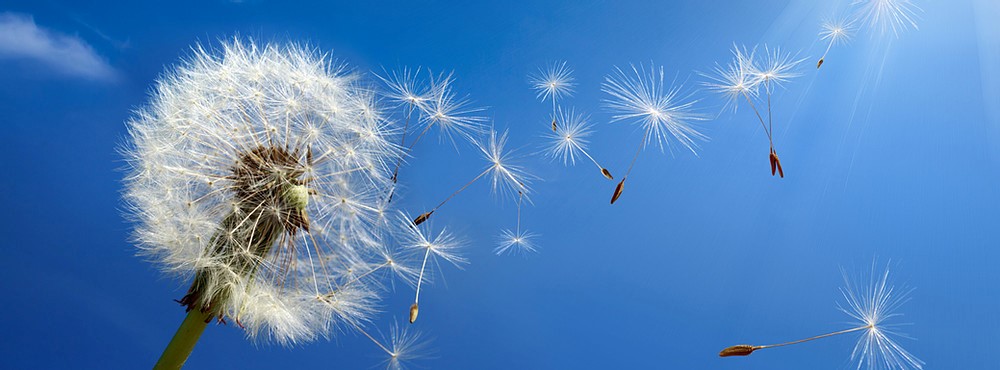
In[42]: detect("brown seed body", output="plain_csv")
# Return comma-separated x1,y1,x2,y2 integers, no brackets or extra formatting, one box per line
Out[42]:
413,211,433,226
610,178,626,204
601,168,614,180
409,303,419,324
719,345,757,357
551,118,558,132
770,149,784,178
817,58,824,69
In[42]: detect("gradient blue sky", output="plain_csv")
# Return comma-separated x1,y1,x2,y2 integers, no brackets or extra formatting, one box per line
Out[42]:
1,0,998,369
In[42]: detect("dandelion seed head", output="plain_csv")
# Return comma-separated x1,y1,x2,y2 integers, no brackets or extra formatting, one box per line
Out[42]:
123,39,410,345
839,263,924,370
529,61,576,103
603,63,708,154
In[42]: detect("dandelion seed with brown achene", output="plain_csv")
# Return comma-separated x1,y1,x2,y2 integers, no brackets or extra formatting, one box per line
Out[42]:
378,66,434,184
719,262,923,370
817,18,854,69
703,45,801,178
542,107,614,181
530,61,576,132
382,70,485,191
400,213,467,324
602,62,706,204
412,129,533,226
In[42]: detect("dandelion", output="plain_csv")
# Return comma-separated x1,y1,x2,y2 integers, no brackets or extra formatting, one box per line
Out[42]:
530,61,576,131
602,63,706,204
543,107,614,180
400,214,468,323
719,262,923,370
123,39,426,368
818,18,856,69
495,191,538,255
703,45,801,178
411,129,532,226
852,0,921,37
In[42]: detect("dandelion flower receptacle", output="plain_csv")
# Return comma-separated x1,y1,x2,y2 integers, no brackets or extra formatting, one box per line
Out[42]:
124,39,426,368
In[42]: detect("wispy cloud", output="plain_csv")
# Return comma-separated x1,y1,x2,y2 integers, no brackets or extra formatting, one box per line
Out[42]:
0,12,116,81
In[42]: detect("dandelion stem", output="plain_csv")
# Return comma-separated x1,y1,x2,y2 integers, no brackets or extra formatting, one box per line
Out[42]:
408,122,434,152
414,248,432,305
765,79,774,148
153,309,212,370
624,127,651,179
339,261,391,289
431,166,491,213
391,105,416,181
820,39,835,62
515,191,523,235
400,104,414,147
741,91,772,144
757,325,871,350
348,320,393,356
579,148,606,174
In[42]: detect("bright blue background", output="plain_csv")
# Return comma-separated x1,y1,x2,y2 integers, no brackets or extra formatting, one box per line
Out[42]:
1,0,998,368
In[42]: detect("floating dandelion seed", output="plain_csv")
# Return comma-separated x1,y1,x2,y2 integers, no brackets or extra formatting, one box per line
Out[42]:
123,39,445,369
602,63,706,203
704,45,801,178
543,107,613,180
412,129,532,226
495,192,538,255
401,213,468,324
852,0,921,37
382,70,484,198
818,18,856,69
350,320,429,370
530,61,576,131
418,72,487,147
495,229,538,255
719,262,923,370
378,66,433,183
379,66,434,115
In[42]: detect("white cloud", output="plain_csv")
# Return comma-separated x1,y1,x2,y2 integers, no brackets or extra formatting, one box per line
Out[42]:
0,12,116,81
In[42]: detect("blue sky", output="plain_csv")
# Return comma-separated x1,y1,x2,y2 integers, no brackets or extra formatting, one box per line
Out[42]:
1,0,998,369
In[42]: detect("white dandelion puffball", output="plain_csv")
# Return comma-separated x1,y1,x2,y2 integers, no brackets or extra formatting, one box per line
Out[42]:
123,39,402,344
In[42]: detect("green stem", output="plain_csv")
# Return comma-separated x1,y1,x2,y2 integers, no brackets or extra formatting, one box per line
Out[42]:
154,310,211,370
